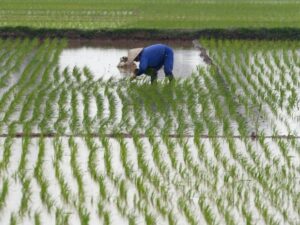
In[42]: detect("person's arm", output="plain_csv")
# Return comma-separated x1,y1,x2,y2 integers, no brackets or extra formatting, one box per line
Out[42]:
163,48,174,76
136,55,148,76
130,56,148,81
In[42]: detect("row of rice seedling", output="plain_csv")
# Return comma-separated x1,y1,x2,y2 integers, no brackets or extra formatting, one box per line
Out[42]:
1,0,300,29
0,38,299,224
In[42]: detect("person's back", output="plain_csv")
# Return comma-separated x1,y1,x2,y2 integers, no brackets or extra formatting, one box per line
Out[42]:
137,44,174,77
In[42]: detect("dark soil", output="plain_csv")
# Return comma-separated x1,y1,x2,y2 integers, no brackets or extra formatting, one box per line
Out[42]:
1,27,300,40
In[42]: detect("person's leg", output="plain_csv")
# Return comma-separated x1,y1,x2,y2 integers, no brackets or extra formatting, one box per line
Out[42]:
164,48,174,83
150,73,158,84
145,68,158,84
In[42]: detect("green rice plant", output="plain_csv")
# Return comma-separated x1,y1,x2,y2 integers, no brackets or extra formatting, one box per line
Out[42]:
103,211,110,225
39,87,60,133
258,138,271,161
55,208,70,225
242,205,254,225
85,137,99,181
18,91,36,123
19,178,31,217
9,213,17,225
198,197,216,225
70,89,81,133
54,159,72,204
78,205,90,225
145,212,156,225
82,88,93,133
0,137,13,171
0,39,20,68
93,85,104,122
72,66,82,83
34,137,55,212
128,215,137,225
69,137,85,203
100,136,112,176
0,178,9,211
276,139,291,168
53,67,61,84
40,176,55,213
54,88,69,133
162,136,177,170
83,66,93,81
132,132,151,177
168,211,177,225
97,201,105,218
28,86,50,126
119,179,128,202
62,67,72,84
155,197,168,218
0,39,36,88
178,197,198,225
118,137,134,180
135,177,149,201
151,138,168,177
34,212,41,225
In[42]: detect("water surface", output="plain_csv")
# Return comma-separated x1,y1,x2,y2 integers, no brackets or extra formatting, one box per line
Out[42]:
59,41,205,80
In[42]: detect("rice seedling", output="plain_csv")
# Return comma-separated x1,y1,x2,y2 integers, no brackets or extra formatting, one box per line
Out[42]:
69,137,85,203
0,37,300,224
34,212,42,225
0,178,9,211
19,178,31,217
103,211,111,225
0,137,13,171
145,212,156,225
34,137,55,212
55,208,70,225
9,213,17,225
78,205,90,225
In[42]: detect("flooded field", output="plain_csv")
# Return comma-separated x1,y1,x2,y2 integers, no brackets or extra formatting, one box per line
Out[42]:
59,40,206,80
1,38,300,225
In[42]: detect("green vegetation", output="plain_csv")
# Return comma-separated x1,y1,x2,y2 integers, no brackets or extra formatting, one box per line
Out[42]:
0,38,300,224
0,0,300,29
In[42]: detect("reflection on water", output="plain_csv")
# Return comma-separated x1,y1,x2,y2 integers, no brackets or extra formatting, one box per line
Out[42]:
59,45,205,80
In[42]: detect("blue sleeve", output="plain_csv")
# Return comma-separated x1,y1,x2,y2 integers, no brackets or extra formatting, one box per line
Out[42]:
136,55,148,76
164,48,174,75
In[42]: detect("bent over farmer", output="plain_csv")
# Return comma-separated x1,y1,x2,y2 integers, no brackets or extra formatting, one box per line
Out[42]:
127,44,175,84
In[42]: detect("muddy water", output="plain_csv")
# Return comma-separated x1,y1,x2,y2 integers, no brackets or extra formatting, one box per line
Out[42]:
59,40,206,80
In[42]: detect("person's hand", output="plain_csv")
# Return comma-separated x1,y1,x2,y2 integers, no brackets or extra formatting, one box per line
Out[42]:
130,75,136,81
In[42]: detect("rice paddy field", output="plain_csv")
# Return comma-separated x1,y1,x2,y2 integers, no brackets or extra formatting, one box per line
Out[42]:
1,0,300,29
1,0,300,225
0,37,300,225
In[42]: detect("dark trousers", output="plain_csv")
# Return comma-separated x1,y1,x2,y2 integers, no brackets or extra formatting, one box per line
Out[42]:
146,68,174,84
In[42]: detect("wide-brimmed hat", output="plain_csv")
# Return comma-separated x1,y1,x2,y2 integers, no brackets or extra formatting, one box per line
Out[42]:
127,48,143,63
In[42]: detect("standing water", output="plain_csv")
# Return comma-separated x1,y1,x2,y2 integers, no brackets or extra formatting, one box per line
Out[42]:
59,40,206,80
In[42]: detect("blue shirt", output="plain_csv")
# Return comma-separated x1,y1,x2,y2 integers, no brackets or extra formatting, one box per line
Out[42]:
136,44,174,76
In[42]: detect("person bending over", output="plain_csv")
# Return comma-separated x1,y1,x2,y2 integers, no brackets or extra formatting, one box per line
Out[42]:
127,44,175,84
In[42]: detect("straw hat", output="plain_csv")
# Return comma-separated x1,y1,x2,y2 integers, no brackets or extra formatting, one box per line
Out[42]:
127,48,143,63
